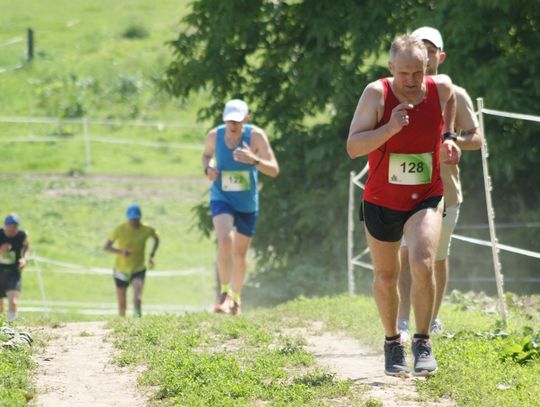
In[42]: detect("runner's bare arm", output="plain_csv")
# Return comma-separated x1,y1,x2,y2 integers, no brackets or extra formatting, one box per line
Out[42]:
18,236,29,271
149,233,160,259
202,129,219,181
458,127,482,150
104,240,129,256
434,74,456,133
148,232,160,268
436,75,461,164
249,128,279,177
347,81,411,158
455,88,482,150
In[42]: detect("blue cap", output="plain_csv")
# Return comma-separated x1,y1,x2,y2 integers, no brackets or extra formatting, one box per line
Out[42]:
126,204,142,220
4,214,20,225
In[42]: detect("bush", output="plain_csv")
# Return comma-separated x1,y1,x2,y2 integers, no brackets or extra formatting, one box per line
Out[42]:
122,24,149,40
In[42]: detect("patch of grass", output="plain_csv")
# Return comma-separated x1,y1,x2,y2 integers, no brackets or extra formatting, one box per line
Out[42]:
121,24,149,40
0,347,34,406
0,0,208,122
271,294,540,407
364,397,383,407
0,318,35,405
416,329,540,406
0,0,212,177
110,313,364,406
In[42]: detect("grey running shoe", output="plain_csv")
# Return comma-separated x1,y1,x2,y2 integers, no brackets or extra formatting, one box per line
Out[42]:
412,338,438,376
398,319,410,342
384,341,409,376
430,318,443,335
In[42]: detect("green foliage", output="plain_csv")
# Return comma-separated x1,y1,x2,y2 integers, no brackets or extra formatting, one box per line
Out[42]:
121,24,149,40
190,199,213,239
416,327,540,406
165,0,540,302
499,327,540,365
165,0,434,300
0,0,205,123
0,329,34,405
418,1,540,286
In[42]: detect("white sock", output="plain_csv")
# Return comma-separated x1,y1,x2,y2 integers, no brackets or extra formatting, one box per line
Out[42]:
7,311,17,321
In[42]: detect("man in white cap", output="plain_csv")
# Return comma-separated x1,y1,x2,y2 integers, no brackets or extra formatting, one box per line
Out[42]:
0,214,29,321
397,27,483,339
202,99,279,315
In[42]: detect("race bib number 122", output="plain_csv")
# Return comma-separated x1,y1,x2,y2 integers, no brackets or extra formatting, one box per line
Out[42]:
222,171,251,191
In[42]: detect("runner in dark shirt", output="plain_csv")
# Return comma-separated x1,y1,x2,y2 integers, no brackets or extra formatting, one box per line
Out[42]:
0,214,29,321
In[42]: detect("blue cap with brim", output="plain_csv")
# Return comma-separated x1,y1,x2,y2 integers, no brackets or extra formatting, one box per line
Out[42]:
4,214,20,225
126,204,142,220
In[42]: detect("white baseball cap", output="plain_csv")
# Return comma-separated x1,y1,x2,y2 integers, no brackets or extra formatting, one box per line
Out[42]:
223,99,249,122
412,26,444,50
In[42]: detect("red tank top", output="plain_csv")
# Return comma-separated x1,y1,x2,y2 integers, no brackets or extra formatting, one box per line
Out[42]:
363,77,444,211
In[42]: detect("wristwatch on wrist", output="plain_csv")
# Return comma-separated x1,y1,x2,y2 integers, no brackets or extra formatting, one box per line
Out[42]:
253,158,260,166
442,131,458,142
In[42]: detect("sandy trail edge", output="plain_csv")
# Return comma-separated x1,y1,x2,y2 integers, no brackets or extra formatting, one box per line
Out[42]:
286,322,455,407
31,319,454,406
32,321,148,407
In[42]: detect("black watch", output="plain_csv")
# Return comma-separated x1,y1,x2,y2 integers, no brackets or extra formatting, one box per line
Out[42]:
442,131,458,142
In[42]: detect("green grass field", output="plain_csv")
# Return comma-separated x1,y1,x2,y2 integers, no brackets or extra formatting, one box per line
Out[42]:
0,0,206,120
0,174,216,318
0,0,217,319
1,1,539,406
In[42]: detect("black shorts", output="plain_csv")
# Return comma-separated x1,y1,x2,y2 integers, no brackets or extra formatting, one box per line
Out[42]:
113,269,146,288
361,196,442,242
0,268,21,297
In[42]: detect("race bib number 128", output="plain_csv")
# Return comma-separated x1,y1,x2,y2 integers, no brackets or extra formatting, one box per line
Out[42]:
388,153,432,185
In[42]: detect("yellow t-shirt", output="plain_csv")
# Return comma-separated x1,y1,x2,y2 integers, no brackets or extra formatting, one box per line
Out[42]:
108,222,158,274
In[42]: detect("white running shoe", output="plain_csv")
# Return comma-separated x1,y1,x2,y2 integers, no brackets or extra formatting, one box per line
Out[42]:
430,318,443,335
398,319,410,342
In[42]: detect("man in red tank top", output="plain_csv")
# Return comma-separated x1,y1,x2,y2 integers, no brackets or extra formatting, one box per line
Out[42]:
347,33,460,377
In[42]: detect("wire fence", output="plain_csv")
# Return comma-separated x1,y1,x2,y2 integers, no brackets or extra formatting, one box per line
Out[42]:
0,115,206,176
347,100,540,324
0,30,30,73
23,253,211,316
0,114,213,315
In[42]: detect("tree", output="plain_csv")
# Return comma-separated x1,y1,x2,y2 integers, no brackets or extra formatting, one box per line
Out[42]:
166,0,540,302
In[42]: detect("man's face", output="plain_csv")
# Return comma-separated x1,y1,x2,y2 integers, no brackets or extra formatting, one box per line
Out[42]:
4,223,18,237
389,49,426,97
423,40,445,75
128,218,141,228
225,120,244,136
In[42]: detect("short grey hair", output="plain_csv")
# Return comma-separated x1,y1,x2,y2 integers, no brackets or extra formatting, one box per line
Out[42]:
389,33,428,65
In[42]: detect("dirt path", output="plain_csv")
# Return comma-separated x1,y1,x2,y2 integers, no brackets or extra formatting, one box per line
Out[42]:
287,322,455,407
31,320,454,406
32,321,148,407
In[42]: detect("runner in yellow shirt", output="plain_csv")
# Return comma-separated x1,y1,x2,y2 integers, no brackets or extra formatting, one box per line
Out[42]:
104,204,159,317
